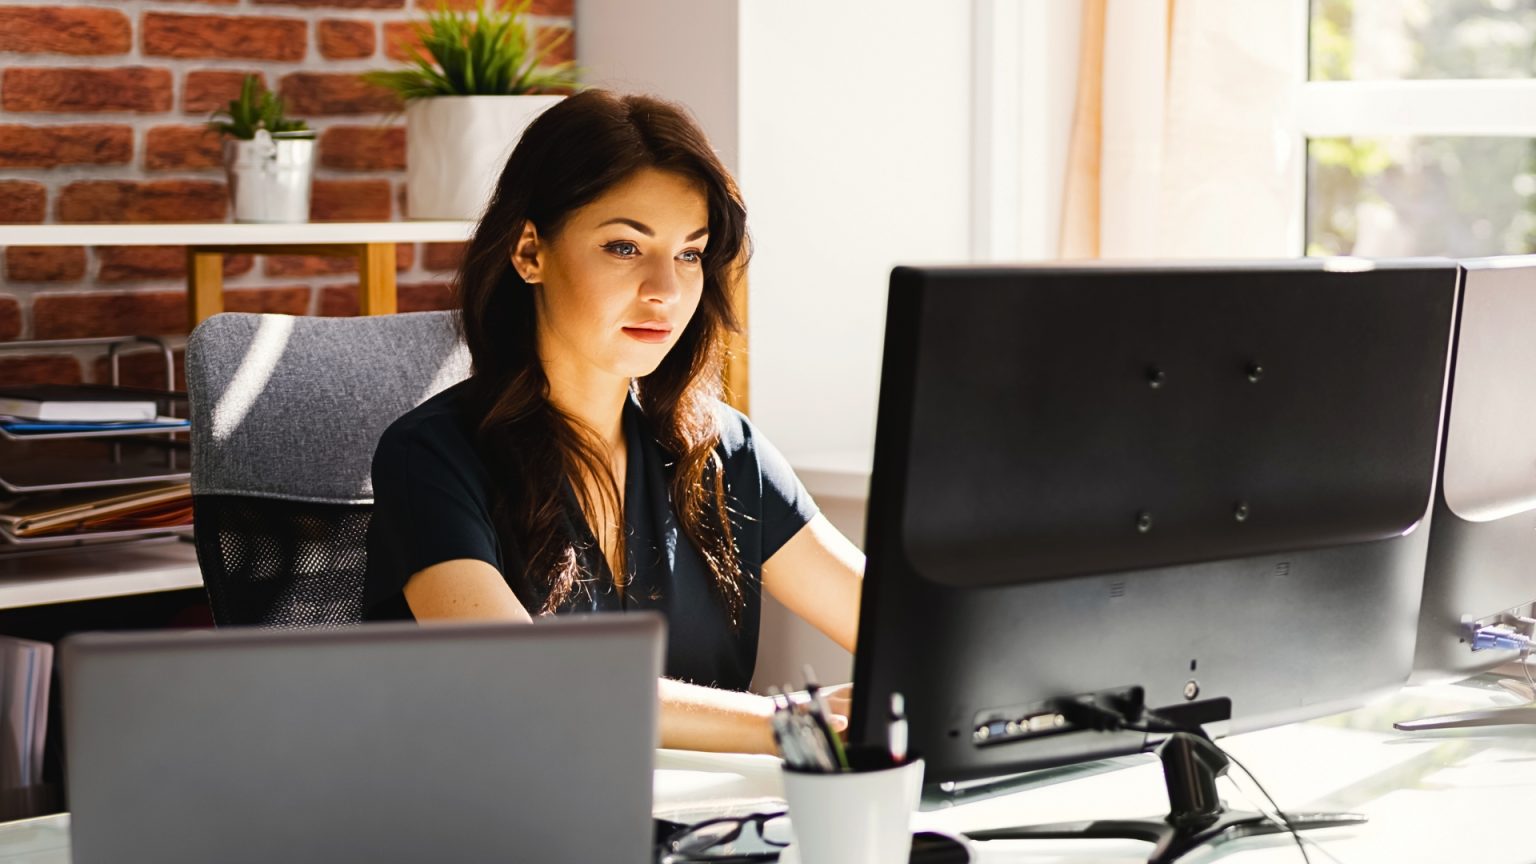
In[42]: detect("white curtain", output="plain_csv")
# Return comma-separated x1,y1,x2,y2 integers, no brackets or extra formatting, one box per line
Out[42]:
1061,0,1304,259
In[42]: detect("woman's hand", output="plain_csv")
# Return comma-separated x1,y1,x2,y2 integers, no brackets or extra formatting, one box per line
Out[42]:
815,683,853,734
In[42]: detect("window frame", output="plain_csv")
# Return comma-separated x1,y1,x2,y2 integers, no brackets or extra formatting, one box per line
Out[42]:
1295,2,1536,255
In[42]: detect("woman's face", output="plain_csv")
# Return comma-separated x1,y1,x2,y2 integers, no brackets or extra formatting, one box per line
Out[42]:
521,167,711,382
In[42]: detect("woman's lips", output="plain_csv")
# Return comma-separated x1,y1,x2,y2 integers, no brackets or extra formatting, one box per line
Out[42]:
622,325,672,344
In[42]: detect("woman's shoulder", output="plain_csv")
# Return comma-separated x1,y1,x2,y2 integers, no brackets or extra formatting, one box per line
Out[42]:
375,379,479,462
709,399,755,456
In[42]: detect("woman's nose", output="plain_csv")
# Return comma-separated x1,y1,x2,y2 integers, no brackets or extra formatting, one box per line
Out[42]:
640,260,682,303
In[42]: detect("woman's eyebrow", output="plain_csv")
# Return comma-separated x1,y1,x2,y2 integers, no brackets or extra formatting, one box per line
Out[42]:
597,217,709,242
598,217,653,235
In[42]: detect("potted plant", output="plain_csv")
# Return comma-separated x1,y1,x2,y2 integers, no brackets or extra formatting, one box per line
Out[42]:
366,0,579,220
209,75,317,224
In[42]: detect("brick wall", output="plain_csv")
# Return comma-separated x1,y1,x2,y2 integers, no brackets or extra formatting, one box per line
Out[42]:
0,0,574,388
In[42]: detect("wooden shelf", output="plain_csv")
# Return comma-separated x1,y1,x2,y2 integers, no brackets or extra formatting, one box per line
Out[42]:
0,221,475,247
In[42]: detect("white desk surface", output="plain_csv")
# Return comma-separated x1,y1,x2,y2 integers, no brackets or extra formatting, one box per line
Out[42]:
5,676,1533,862
0,540,202,610
0,221,475,247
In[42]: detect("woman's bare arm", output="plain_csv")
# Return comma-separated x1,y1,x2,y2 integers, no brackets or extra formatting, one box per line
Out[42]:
403,559,781,754
760,514,865,654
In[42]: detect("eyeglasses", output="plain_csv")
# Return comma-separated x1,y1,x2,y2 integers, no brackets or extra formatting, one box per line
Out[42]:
658,810,790,863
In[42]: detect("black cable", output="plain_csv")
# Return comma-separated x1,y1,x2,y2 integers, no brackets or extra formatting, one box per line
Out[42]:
1211,740,1312,864
1128,711,1314,864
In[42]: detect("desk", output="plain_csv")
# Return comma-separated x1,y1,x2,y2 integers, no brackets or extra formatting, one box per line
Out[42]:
0,222,476,329
5,677,1534,862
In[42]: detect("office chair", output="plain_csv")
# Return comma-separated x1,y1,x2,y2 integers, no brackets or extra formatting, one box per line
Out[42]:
186,311,470,627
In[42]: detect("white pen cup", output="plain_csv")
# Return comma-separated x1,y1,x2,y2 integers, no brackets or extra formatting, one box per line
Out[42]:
781,746,924,864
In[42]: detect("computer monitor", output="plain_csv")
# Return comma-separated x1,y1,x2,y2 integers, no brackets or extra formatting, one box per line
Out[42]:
848,260,1460,858
1396,256,1536,727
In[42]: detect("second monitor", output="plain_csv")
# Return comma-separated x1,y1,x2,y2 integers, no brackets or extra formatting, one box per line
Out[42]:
850,259,1460,858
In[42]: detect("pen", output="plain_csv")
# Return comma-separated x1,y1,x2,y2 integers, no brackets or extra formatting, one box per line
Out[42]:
768,689,811,769
800,666,850,771
888,692,908,765
785,683,837,772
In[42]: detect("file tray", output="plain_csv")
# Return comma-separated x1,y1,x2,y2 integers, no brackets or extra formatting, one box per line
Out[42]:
0,523,191,547
0,441,189,494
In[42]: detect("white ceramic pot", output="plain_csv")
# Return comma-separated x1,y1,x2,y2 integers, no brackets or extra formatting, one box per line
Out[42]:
223,129,316,224
405,94,564,220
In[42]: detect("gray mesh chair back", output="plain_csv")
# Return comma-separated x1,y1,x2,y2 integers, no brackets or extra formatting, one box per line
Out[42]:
186,311,471,627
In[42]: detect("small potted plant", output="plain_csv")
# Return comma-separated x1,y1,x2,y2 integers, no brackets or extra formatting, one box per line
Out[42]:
209,75,317,223
366,0,580,220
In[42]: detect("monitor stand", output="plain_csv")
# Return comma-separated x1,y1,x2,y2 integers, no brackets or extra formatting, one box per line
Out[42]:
962,732,1364,864
1394,676,1536,732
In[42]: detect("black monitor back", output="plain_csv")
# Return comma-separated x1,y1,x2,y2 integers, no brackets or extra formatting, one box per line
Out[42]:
1412,256,1536,682
851,261,1460,788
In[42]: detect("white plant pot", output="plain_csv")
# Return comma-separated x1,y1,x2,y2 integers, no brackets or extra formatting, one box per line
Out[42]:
223,130,316,224
405,95,564,220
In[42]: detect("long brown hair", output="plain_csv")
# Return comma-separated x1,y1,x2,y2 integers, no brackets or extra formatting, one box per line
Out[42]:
456,89,751,624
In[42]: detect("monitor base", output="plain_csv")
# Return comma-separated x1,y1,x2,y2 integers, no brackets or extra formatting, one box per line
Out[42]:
962,732,1364,864
1394,676,1536,731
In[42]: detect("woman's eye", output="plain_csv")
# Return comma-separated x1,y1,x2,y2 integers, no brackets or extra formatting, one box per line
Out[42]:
678,250,703,265
604,241,640,258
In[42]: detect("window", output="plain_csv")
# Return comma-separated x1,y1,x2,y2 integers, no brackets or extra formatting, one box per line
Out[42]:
1303,0,1536,257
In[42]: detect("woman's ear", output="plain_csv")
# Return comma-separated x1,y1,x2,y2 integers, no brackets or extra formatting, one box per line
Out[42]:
511,221,544,285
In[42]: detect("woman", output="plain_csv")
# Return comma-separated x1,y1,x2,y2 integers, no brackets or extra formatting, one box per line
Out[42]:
362,90,866,754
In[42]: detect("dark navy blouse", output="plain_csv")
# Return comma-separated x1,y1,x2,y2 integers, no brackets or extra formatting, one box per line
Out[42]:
362,380,818,691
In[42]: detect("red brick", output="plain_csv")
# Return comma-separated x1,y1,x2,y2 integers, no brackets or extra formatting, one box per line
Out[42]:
318,126,404,171
33,291,187,339
317,285,356,316
5,247,86,282
265,255,354,278
2,67,173,114
423,242,466,273
320,280,452,316
0,7,132,56
0,125,133,169
257,0,402,8
97,246,253,283
142,13,307,61
399,281,455,312
145,126,224,171
91,349,185,390
318,19,375,59
58,181,226,223
0,356,83,384
417,0,572,12
280,73,400,116
0,182,47,223
382,21,421,63
224,285,311,315
535,26,573,65
309,179,393,221
0,297,19,340
184,70,267,114
264,243,414,277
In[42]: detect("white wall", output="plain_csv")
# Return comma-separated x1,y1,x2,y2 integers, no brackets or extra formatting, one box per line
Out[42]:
735,1,975,465
574,0,741,172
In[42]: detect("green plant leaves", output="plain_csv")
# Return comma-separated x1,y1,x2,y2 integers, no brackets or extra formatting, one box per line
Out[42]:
208,75,312,140
362,0,581,99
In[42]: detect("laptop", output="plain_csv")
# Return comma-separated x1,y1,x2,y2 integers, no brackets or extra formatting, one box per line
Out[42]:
61,614,665,864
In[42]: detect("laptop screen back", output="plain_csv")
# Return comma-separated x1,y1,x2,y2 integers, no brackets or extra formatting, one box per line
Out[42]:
62,614,664,864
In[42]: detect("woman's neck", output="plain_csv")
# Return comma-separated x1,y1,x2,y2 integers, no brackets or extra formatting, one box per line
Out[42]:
540,351,629,453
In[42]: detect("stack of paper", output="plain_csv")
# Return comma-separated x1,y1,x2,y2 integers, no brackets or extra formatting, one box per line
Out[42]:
0,482,192,540
0,635,53,821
